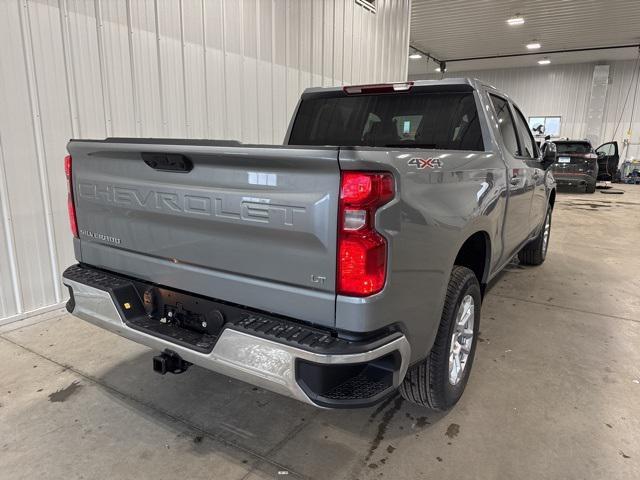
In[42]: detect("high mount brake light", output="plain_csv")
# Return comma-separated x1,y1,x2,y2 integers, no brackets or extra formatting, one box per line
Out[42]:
565,153,598,159
65,155,78,238
337,172,395,297
342,82,413,95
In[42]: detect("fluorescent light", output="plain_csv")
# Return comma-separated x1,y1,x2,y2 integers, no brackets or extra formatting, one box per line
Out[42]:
527,42,541,50
409,53,422,59
507,16,525,25
538,58,551,65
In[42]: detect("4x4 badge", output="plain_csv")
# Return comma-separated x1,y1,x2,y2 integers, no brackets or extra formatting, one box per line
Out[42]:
408,157,442,169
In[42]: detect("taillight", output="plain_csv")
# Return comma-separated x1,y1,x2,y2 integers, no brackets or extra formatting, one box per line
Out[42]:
337,172,395,296
65,155,78,238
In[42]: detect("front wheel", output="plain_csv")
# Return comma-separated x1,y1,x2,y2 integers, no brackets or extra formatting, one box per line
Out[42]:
399,266,481,410
518,207,552,266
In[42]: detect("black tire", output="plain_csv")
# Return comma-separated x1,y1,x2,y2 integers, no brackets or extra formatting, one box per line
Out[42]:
586,183,596,193
518,207,552,266
399,266,481,410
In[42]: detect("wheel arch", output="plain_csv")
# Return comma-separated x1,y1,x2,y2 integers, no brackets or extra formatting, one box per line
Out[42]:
453,230,491,295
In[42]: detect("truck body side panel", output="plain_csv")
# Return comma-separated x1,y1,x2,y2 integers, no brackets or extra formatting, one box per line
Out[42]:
336,147,508,361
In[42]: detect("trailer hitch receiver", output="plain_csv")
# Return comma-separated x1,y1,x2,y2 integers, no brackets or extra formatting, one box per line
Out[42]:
153,350,192,375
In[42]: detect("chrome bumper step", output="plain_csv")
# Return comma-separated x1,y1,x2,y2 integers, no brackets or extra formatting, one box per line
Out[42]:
62,264,410,408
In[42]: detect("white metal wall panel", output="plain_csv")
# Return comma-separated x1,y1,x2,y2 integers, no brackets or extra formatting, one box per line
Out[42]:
272,0,288,140
203,0,227,140
25,0,74,307
100,0,136,137
410,60,640,159
584,65,610,146
0,0,410,322
322,0,334,86
241,0,260,144
223,0,243,141
0,153,19,318
182,0,208,138
257,0,274,143
0,2,23,319
129,0,163,137
333,0,344,84
0,0,57,317
158,0,188,137
602,60,640,161
66,0,107,138
343,0,354,84
298,0,312,91
285,0,299,122
310,0,323,88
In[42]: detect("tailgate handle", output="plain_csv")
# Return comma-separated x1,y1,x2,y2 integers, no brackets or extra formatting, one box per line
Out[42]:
142,153,193,173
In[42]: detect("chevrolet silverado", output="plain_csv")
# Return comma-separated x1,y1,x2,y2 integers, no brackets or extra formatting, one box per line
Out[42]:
62,79,557,410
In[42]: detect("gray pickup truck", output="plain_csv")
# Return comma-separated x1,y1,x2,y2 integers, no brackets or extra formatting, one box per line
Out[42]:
62,78,557,410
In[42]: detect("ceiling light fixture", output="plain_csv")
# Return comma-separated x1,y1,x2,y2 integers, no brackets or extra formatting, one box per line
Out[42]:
507,15,525,26
526,42,541,50
409,53,422,59
538,58,551,65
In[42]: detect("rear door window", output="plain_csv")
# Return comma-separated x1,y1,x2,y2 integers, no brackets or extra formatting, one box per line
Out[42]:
513,107,538,158
489,94,519,156
289,91,484,151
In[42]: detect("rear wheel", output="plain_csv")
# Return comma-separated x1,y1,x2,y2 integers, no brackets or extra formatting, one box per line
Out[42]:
586,182,596,193
399,266,481,410
518,207,552,266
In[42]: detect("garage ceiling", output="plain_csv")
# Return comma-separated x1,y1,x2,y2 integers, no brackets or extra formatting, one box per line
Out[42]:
409,0,640,74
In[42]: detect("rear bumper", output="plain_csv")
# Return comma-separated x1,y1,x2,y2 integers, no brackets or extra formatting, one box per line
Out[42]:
62,264,410,408
552,173,596,187
553,170,596,183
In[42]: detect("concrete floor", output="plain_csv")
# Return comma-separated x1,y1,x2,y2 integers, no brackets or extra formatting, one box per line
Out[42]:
1,185,639,480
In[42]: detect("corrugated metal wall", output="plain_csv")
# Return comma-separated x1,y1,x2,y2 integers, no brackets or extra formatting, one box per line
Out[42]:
0,0,411,323
600,60,640,160
410,60,640,158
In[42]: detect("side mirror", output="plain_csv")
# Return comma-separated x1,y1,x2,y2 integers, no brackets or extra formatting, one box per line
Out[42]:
540,142,557,169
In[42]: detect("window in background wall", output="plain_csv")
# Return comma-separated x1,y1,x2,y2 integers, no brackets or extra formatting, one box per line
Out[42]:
528,116,561,137
356,0,376,13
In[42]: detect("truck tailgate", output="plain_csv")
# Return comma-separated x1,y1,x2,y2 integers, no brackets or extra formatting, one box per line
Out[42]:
67,140,340,327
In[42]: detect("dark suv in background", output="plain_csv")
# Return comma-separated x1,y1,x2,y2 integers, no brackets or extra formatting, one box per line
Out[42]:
549,139,620,192
549,140,599,192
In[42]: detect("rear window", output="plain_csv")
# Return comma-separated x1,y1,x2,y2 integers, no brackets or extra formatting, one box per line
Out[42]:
555,142,593,154
289,92,484,151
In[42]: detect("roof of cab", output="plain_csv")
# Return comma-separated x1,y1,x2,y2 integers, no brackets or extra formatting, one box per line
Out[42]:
300,78,501,99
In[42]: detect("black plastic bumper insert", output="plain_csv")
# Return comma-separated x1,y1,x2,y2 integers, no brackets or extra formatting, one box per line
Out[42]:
295,351,401,408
